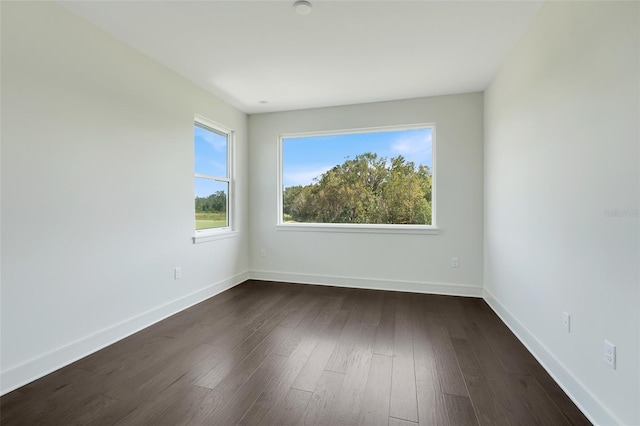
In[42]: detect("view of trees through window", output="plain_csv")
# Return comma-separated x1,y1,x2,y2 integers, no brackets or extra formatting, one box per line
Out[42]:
194,121,230,231
281,126,433,226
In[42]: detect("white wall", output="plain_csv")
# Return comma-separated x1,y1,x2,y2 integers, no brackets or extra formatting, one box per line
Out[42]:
6,1,635,423
484,2,639,425
249,94,484,296
0,1,249,394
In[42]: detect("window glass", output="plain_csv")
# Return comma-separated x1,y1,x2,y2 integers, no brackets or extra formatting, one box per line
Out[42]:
194,120,231,232
281,126,434,226
195,124,227,177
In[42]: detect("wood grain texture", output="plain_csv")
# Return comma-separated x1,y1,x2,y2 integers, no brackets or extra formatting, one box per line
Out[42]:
443,393,479,426
525,361,591,425
300,370,345,426
389,417,419,426
427,312,469,397
414,337,450,426
450,337,508,426
291,309,349,392
328,324,377,425
389,296,418,422
237,302,337,425
260,387,312,425
358,354,393,426
0,280,590,426
373,294,396,356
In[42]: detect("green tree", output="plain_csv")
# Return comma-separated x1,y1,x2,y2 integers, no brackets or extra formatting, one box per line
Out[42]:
283,185,304,216
285,152,432,225
381,156,430,224
195,190,226,213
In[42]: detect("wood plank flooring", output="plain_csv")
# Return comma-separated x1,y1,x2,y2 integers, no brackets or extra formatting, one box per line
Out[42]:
0,280,591,425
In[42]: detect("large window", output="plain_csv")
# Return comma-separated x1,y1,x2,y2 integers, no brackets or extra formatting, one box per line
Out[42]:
194,116,233,236
279,124,435,229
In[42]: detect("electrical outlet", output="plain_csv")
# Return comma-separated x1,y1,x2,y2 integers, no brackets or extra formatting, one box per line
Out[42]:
261,249,266,258
174,267,181,280
604,340,616,369
562,312,570,333
451,257,459,268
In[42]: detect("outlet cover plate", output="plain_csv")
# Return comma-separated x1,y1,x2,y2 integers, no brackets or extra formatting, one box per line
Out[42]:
604,340,616,369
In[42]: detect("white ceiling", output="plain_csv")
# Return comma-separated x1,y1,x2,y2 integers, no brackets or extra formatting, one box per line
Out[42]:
59,0,544,114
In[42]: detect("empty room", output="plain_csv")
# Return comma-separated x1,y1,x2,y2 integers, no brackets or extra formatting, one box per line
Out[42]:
1,0,638,425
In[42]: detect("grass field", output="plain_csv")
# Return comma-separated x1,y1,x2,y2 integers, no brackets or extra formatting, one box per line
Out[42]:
196,211,226,230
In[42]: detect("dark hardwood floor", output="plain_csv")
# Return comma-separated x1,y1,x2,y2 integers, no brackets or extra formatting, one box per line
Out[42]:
1,280,590,425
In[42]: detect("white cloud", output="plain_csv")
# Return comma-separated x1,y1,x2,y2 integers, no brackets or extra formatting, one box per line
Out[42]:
198,128,226,152
206,160,226,176
390,132,432,165
284,165,333,187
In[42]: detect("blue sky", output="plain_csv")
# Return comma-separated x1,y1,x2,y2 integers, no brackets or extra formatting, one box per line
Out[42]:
195,124,227,197
283,128,432,188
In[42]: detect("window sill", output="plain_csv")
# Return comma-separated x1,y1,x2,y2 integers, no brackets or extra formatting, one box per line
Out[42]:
276,223,439,235
193,230,239,244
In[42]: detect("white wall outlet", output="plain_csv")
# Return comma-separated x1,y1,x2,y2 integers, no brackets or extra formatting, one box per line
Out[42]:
451,257,459,268
604,340,616,369
261,249,267,258
174,267,181,280
562,312,570,333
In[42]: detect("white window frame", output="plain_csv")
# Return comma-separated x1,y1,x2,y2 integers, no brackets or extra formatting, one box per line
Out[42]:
277,123,438,235
193,115,237,243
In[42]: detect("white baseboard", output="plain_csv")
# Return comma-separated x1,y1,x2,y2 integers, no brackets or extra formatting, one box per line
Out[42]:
483,288,620,426
249,270,483,297
0,271,249,396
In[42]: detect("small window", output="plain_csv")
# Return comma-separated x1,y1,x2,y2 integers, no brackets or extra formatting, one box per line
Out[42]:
194,116,233,235
279,124,435,230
